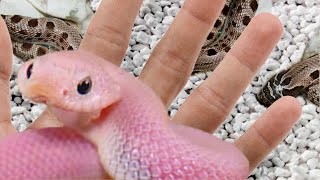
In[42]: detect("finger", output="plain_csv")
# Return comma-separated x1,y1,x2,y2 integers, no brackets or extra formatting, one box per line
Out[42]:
0,17,16,139
234,96,301,172
173,13,283,132
80,0,142,65
139,0,226,107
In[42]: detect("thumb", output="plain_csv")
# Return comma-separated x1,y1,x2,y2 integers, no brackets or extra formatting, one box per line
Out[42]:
0,16,16,139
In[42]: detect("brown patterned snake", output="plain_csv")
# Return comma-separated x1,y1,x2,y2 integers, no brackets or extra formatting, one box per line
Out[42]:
2,0,257,64
256,30,320,107
194,0,259,72
1,14,82,61
193,0,319,107
1,0,319,107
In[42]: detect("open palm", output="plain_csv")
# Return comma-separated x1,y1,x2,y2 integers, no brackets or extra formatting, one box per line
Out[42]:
0,0,301,175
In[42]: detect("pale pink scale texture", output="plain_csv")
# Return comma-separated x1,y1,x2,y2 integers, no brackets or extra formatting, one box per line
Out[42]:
90,57,249,179
0,128,105,179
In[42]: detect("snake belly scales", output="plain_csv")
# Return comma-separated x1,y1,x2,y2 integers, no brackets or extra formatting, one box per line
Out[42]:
1,0,319,105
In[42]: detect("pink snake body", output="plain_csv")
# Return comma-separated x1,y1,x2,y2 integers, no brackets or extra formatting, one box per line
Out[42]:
1,51,248,179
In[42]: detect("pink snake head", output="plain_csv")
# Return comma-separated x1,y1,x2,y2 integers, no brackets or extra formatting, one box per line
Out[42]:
17,50,121,127
17,51,121,112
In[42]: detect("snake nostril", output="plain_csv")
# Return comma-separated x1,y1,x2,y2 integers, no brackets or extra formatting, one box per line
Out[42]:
62,89,68,96
26,63,33,79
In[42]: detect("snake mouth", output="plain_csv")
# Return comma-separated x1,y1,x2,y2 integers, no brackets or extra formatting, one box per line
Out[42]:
19,79,58,106
30,96,48,104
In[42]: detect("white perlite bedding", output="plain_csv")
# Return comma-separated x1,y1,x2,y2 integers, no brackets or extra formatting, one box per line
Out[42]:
9,0,320,179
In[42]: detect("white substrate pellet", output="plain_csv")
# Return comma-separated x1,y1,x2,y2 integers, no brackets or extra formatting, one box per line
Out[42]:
9,0,320,179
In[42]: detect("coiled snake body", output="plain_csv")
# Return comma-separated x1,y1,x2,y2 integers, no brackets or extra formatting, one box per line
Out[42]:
5,51,248,179
194,0,259,72
256,32,320,106
1,14,82,61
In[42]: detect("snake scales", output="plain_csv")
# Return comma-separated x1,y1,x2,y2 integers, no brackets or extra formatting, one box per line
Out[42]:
194,0,259,72
1,0,319,107
256,31,320,107
1,14,82,61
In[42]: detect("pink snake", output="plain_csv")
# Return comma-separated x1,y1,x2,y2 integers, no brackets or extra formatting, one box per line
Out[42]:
1,51,248,179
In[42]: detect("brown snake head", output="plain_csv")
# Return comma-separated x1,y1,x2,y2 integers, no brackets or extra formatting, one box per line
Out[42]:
257,28,320,107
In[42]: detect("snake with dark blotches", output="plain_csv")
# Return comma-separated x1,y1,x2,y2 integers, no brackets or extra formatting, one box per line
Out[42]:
256,30,320,107
193,0,319,107
2,0,258,65
1,14,82,61
194,0,259,72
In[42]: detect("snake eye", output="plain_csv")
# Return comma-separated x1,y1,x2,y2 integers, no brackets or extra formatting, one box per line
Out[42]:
77,76,92,95
26,63,33,79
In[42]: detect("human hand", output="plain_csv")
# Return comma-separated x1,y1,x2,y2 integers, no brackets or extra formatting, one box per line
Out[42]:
0,0,301,173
